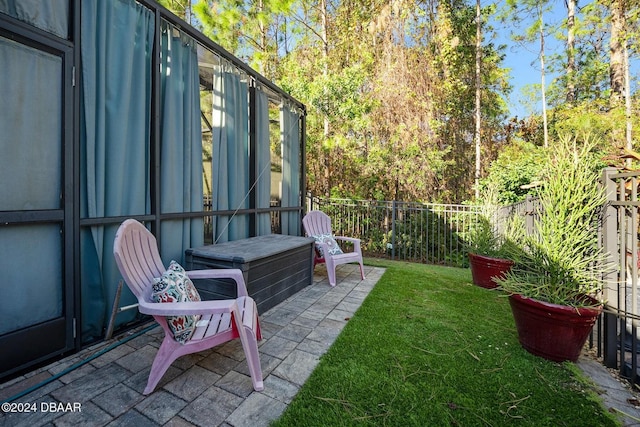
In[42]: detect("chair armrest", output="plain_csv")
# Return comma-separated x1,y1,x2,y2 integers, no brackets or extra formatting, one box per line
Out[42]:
138,299,237,316
334,236,361,244
334,236,362,251
186,268,249,297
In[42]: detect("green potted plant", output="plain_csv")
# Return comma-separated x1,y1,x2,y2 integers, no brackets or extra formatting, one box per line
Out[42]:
497,134,613,362
467,189,514,289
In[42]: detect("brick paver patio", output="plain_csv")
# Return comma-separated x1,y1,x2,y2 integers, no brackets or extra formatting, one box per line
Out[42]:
0,264,384,427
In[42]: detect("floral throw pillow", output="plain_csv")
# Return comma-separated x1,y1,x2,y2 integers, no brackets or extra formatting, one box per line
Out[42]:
312,233,344,257
152,260,202,344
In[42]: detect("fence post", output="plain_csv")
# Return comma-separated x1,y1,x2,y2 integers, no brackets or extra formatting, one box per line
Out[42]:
525,195,534,236
601,167,619,368
391,200,397,260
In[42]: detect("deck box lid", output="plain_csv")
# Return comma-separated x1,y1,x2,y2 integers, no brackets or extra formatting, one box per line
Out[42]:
185,234,315,264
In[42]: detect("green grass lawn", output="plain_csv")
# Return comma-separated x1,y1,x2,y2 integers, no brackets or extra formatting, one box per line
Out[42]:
272,259,620,427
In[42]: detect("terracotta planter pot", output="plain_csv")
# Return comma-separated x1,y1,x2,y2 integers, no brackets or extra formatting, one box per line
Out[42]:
468,253,514,289
508,294,602,363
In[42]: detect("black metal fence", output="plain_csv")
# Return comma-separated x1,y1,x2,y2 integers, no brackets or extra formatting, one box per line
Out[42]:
601,167,640,384
307,195,483,267
308,181,640,385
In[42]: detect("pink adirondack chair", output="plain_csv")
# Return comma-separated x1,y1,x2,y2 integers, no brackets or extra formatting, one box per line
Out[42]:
302,210,365,287
113,219,263,395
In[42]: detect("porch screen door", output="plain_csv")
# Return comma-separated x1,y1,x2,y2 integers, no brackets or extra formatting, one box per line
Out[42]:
0,30,74,379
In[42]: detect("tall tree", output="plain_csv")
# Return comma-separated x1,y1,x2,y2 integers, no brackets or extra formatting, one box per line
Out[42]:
193,0,294,77
606,0,635,160
624,31,632,159
156,0,195,24
475,0,482,199
546,1,610,108
283,0,336,196
320,0,330,196
272,0,508,202
608,0,626,105
566,0,577,103
538,3,549,148
502,0,553,147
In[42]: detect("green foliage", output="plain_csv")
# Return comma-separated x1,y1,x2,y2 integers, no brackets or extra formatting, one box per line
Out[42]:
194,0,242,53
275,0,510,203
498,134,613,307
306,62,374,128
481,140,545,204
273,260,619,427
551,103,640,158
464,186,506,258
499,0,554,43
155,0,193,21
466,215,505,257
311,200,390,256
189,0,637,205
546,1,611,108
193,0,294,75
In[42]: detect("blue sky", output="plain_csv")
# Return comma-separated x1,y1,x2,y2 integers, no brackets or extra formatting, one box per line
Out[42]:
492,2,564,118
500,37,560,119
496,1,638,119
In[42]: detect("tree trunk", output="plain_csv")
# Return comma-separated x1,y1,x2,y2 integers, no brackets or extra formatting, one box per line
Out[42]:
625,43,632,166
474,0,481,199
566,0,576,103
609,0,625,106
259,0,266,75
321,0,331,196
539,4,549,148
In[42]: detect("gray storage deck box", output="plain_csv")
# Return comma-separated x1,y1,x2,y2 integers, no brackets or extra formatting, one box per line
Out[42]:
185,234,315,313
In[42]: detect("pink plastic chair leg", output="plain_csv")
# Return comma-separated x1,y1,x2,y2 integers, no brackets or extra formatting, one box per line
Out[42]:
241,329,264,391
144,337,182,395
236,296,264,391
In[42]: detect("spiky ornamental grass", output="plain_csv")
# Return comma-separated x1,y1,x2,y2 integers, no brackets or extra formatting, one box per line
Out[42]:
497,134,613,307
466,186,508,259
272,260,620,427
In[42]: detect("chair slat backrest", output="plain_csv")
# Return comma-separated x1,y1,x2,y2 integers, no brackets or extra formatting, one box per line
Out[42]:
113,219,166,299
303,210,332,237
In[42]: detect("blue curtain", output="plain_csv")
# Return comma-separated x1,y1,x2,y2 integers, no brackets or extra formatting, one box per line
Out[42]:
0,37,64,336
0,0,68,39
80,0,154,341
212,69,250,242
255,89,271,235
159,23,204,262
281,104,301,235
0,38,62,210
